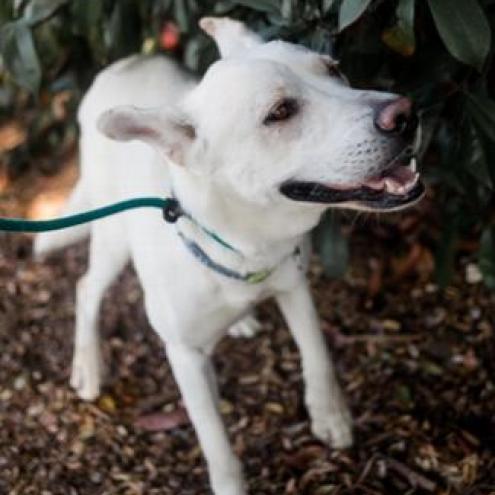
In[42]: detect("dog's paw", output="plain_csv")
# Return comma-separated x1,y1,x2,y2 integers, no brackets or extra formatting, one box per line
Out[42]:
70,345,103,401
227,314,261,338
311,409,353,449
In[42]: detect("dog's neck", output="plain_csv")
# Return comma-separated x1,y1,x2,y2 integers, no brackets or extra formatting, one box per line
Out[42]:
169,166,323,261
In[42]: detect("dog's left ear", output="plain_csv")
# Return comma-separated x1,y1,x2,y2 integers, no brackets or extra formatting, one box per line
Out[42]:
199,16,262,58
98,105,195,166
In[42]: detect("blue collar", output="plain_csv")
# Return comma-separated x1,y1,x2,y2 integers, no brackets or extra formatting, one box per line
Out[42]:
177,232,273,284
162,198,274,283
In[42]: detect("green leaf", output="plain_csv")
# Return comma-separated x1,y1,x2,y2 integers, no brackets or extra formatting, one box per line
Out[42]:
23,0,67,25
396,0,414,25
70,0,103,37
314,214,349,278
321,0,336,15
339,0,372,31
213,1,238,14
187,0,202,16
106,0,141,60
174,0,190,33
310,26,331,53
184,37,201,71
458,118,493,189
0,20,41,94
467,95,495,186
427,0,492,71
302,1,321,21
70,0,104,62
477,129,495,189
467,93,495,143
232,0,280,14
382,0,415,56
281,0,295,21
479,227,495,289
0,2,14,25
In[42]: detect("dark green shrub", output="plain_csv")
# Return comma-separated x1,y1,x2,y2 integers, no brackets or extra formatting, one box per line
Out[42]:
1,0,494,287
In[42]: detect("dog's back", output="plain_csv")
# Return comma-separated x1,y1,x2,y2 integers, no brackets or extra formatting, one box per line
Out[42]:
78,55,194,128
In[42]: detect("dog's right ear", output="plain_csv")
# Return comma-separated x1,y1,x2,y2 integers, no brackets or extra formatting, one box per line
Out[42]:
97,105,195,166
199,17,262,58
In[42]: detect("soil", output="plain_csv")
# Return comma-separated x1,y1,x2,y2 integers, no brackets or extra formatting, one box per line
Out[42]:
0,158,494,495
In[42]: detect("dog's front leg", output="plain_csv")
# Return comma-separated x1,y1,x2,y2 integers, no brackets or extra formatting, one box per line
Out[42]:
276,282,353,449
166,343,246,495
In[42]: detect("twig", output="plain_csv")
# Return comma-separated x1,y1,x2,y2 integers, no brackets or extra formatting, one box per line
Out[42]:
330,333,422,346
385,457,437,492
354,454,378,486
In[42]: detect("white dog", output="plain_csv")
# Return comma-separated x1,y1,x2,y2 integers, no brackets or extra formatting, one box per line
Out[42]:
35,17,423,495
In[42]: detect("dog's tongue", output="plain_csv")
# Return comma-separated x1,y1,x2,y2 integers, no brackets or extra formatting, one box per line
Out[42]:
364,166,419,195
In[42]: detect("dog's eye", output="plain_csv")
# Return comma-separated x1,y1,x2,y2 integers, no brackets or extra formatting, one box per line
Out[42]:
264,98,298,125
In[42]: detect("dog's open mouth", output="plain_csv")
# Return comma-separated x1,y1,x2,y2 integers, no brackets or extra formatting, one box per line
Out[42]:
280,158,424,211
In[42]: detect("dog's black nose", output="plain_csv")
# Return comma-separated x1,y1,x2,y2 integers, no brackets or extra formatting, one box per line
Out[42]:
374,97,418,137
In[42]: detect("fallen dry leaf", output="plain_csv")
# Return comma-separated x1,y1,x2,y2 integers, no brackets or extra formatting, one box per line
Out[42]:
134,408,189,432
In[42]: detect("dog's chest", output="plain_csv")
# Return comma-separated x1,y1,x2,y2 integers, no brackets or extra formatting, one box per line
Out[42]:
190,259,299,325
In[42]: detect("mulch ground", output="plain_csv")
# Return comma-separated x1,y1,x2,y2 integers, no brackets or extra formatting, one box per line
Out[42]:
0,169,495,495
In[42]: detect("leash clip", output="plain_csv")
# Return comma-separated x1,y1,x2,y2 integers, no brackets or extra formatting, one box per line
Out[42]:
162,199,183,223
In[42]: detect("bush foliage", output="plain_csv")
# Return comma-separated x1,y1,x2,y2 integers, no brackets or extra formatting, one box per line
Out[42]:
1,0,495,287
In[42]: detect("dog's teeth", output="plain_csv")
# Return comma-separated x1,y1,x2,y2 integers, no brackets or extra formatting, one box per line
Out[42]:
384,178,410,195
401,172,420,193
365,178,384,190
408,172,419,190
384,178,398,193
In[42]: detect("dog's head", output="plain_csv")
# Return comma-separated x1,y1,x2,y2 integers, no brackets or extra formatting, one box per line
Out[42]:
99,17,424,213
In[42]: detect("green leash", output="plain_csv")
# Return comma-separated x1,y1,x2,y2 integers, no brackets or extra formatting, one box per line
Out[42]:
0,195,274,284
0,197,172,233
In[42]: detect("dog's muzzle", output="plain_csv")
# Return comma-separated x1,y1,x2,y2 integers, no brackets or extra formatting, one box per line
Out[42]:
280,157,425,211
